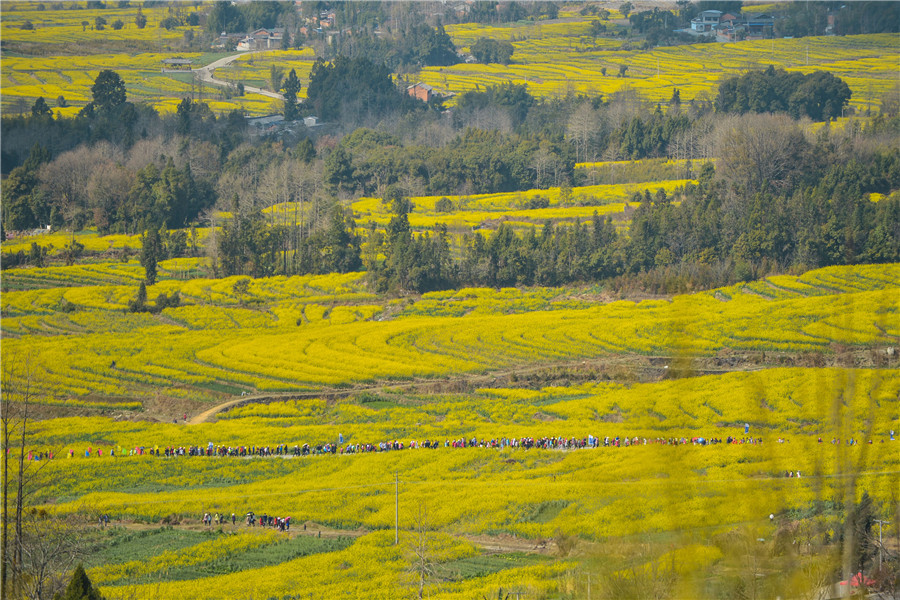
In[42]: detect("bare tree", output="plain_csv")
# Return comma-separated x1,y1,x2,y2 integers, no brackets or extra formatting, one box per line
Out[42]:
125,137,171,172
86,161,133,232
406,502,439,600
2,357,67,600
567,102,599,164
1,359,24,595
606,85,646,132
20,510,91,600
38,146,110,232
532,143,565,189
2,356,37,597
470,106,512,134
714,113,810,195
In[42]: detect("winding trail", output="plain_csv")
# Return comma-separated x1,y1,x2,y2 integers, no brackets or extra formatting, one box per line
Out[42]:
192,51,284,100
185,354,778,424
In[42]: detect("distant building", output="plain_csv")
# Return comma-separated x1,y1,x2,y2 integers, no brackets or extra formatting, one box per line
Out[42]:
303,116,319,127
161,57,193,73
407,82,433,102
714,12,776,40
237,28,285,51
745,14,775,38
691,9,723,32
246,114,284,128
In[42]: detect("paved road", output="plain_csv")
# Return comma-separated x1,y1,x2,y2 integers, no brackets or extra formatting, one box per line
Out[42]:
193,51,284,100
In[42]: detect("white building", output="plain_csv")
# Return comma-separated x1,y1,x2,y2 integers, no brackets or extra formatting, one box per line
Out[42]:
691,10,723,32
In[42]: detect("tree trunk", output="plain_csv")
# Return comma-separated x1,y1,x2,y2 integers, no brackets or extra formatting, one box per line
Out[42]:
2,414,11,595
15,406,27,588
12,368,31,593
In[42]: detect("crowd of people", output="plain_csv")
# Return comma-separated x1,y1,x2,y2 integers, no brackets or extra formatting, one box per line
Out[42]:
43,434,771,462
198,512,292,530
245,512,292,531
23,429,896,463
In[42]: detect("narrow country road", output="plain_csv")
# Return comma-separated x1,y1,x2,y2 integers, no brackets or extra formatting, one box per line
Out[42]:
192,51,284,100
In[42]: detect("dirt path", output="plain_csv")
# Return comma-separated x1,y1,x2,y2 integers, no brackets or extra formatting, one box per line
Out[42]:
192,51,283,99
185,354,775,424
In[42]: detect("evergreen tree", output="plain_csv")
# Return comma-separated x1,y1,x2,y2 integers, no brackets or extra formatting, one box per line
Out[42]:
31,96,52,118
91,70,127,112
324,205,362,273
139,226,162,286
281,69,301,121
54,564,103,600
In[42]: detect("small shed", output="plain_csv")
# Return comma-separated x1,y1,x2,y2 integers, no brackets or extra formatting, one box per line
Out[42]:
161,58,193,73
246,115,285,128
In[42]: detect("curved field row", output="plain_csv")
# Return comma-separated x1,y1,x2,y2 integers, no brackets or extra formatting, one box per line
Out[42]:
3,264,897,404
351,179,692,233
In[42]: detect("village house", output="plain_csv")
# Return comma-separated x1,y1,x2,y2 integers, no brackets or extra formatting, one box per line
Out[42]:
407,82,434,103
691,9,722,32
716,13,776,40
237,28,285,51
745,14,775,38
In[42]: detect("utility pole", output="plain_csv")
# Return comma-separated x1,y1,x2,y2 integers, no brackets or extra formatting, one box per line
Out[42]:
394,472,399,546
875,520,890,570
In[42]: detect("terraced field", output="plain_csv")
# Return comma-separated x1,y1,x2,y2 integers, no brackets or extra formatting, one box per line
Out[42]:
22,362,900,599
4,243,898,597
3,1,896,119
423,30,899,110
2,262,897,411
350,178,693,234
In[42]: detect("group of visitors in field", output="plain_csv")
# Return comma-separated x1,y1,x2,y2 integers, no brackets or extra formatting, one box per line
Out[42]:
244,512,292,531
24,430,896,462
200,511,292,531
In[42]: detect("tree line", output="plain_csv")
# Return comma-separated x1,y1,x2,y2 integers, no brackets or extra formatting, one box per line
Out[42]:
205,112,899,295
365,144,898,294
3,63,898,298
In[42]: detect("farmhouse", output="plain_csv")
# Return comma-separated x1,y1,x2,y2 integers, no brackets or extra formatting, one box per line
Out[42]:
745,14,775,38
246,114,284,128
716,13,776,40
237,28,285,51
407,82,434,102
691,9,722,32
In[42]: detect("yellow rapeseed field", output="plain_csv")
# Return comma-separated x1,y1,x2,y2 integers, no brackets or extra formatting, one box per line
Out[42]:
422,29,898,110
